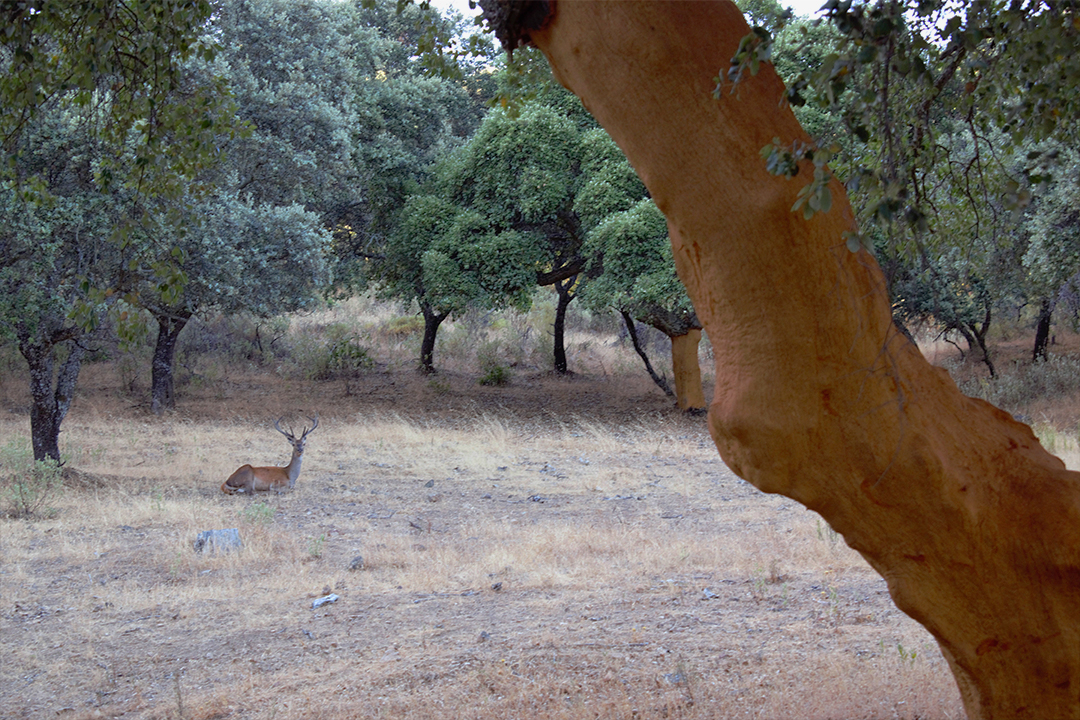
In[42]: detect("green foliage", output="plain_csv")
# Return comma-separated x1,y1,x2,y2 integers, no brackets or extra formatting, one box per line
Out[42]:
574,129,648,232
332,0,493,289
0,438,63,519
1,0,231,205
1022,151,1080,297
580,199,697,335
730,1,1080,351
156,195,332,319
426,376,452,394
478,363,511,386
477,340,510,386
241,501,276,526
423,214,543,314
738,1,1080,243
307,533,326,559
377,194,462,308
441,104,581,228
319,336,376,380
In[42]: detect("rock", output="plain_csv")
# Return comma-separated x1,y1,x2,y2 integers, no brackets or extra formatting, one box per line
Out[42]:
193,529,243,554
312,593,339,609
348,555,365,571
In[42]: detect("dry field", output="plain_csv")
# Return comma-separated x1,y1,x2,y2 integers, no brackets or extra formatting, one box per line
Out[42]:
0,354,974,720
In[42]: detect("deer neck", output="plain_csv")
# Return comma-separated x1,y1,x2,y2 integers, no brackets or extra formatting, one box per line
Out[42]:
285,448,304,488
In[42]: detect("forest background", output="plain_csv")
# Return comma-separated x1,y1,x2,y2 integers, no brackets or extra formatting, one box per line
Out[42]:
3,0,1080,468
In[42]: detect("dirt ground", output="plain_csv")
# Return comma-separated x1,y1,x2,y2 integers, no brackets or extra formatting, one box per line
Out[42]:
2,363,966,719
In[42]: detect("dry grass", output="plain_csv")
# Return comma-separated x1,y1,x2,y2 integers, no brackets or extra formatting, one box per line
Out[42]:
29,312,1080,719
1,390,964,720
9,305,1080,720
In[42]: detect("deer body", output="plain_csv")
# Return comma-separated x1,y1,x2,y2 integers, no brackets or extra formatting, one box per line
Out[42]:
222,416,317,494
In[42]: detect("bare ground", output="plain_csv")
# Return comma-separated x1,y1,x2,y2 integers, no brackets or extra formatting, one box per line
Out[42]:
2,363,966,720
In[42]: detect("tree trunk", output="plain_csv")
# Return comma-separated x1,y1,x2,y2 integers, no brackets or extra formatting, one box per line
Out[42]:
963,297,996,377
1033,297,1054,363
150,310,191,415
670,330,706,413
17,327,86,462
622,311,673,396
526,3,1080,717
419,301,448,374
955,322,997,378
553,276,576,374
632,303,706,412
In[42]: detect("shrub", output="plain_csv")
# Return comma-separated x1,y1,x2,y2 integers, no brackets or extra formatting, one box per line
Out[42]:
324,336,375,375
0,439,64,519
477,340,511,386
381,316,424,337
303,331,375,381
241,501,276,526
479,364,510,386
956,355,1080,412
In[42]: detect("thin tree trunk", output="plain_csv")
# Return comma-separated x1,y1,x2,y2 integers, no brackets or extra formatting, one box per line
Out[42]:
1033,297,1054,363
419,301,448,375
553,276,576,374
621,311,673,396
150,310,191,415
965,299,996,377
525,3,1080,716
17,326,85,462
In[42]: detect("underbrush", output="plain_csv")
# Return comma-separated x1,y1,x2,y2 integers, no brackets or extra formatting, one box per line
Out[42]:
955,354,1080,414
88,293,694,394
0,437,63,518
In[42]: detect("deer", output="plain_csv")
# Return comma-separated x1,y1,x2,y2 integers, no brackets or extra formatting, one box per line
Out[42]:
221,415,318,494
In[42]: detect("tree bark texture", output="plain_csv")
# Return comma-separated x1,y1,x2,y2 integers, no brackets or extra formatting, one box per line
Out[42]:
528,2,1080,717
553,276,575,374
1033,297,1054,363
17,327,86,462
150,310,191,416
954,299,996,377
670,330,706,413
419,301,448,374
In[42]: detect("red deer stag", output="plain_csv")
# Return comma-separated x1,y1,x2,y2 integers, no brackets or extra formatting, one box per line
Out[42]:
221,415,318,494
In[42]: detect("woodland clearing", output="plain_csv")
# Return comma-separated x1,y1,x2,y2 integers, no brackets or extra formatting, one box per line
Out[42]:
6,309,1076,720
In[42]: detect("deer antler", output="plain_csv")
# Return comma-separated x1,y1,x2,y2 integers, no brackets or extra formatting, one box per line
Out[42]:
300,414,319,440
273,416,294,440
273,414,318,441
223,414,315,495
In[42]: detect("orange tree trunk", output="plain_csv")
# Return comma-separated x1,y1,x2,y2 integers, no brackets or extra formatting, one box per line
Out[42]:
521,2,1080,717
671,330,705,412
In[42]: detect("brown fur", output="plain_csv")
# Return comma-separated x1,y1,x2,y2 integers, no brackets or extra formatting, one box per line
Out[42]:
221,416,317,494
